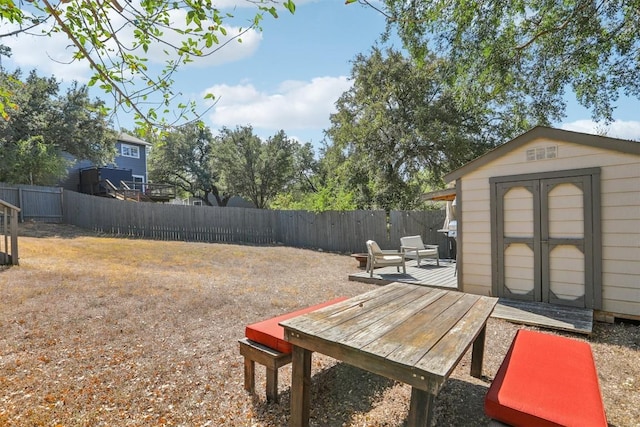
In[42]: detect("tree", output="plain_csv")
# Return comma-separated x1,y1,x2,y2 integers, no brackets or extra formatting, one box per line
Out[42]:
324,48,495,211
361,0,640,124
0,136,68,185
0,69,116,185
0,0,296,127
213,126,301,209
148,122,230,206
270,137,361,212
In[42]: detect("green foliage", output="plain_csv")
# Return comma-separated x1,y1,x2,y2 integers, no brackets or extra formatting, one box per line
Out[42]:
324,48,496,211
0,135,69,185
0,1,296,129
271,182,357,213
376,0,640,123
148,124,315,208
148,122,230,206
213,126,302,209
0,68,115,184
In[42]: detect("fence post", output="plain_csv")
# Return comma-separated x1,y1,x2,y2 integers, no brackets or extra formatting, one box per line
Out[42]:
18,187,24,222
10,206,19,264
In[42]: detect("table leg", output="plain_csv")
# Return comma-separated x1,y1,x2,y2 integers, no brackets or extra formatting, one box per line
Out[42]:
290,345,312,427
470,324,487,378
407,387,434,426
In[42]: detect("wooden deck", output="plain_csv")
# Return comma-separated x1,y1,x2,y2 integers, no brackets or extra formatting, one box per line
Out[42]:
348,259,458,289
348,259,593,335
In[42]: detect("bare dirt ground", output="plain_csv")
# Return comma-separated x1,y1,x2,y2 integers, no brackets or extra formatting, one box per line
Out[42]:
0,223,638,426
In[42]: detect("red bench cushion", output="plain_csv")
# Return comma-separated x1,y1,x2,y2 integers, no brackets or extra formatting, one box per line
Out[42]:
485,329,607,427
245,297,348,354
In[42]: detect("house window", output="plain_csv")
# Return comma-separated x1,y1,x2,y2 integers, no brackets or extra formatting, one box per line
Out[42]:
121,143,140,159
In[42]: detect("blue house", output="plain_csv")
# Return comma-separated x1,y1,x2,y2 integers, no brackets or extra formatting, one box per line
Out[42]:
62,133,152,195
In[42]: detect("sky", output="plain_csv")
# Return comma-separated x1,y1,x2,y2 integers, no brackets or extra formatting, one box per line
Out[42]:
4,0,640,150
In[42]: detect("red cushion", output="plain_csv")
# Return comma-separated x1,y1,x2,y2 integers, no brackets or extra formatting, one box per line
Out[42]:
245,297,348,354
485,329,607,427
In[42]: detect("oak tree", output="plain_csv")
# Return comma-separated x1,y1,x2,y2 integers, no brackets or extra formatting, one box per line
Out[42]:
0,69,115,185
213,126,301,209
325,48,494,211
148,122,231,206
359,0,640,124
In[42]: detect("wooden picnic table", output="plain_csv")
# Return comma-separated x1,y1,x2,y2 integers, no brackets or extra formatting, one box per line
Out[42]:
280,282,498,427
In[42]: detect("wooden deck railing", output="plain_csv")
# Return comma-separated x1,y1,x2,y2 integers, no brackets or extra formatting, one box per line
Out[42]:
102,180,176,202
0,199,20,265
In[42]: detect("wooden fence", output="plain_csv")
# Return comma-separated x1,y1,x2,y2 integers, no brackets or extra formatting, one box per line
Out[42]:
0,183,63,223
63,190,446,254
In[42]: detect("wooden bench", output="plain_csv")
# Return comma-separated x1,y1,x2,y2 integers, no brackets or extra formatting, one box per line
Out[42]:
485,329,607,427
239,297,347,403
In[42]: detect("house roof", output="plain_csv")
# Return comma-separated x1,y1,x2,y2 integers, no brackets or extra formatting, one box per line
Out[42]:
117,132,152,146
444,126,640,183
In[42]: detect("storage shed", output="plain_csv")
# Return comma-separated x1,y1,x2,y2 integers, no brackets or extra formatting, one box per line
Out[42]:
445,126,640,321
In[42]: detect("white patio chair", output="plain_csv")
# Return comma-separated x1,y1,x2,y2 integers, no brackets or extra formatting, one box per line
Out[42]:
366,240,406,277
400,235,440,266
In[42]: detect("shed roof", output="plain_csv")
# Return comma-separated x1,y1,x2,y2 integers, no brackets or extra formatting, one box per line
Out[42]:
117,132,152,146
422,187,456,201
444,126,640,183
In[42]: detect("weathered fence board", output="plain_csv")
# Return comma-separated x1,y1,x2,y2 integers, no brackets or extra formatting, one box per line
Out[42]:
62,190,446,254
1,184,447,254
0,183,63,222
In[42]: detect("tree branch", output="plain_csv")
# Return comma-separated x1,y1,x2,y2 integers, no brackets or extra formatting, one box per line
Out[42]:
40,0,149,121
516,1,592,51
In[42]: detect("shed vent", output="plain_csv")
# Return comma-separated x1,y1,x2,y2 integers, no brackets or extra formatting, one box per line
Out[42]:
526,145,558,161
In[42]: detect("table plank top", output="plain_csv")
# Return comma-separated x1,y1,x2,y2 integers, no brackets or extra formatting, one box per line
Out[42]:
281,282,498,393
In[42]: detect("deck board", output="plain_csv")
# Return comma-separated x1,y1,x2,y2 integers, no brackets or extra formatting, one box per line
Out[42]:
492,299,593,334
348,259,458,289
348,259,593,335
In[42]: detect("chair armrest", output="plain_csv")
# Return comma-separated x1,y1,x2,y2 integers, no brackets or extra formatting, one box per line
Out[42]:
381,249,402,255
425,245,439,250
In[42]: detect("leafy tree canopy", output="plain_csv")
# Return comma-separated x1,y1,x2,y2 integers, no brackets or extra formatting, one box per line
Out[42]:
213,126,306,209
0,0,296,127
362,0,640,124
325,48,495,211
0,135,69,185
149,123,312,209
0,69,115,185
148,122,230,206
269,137,359,213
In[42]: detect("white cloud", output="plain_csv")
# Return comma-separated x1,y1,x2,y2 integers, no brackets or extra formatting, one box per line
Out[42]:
3,23,92,82
204,76,351,131
561,119,640,141
117,8,262,68
4,5,262,82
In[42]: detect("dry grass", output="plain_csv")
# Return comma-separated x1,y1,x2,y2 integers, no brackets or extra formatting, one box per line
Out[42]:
0,223,638,427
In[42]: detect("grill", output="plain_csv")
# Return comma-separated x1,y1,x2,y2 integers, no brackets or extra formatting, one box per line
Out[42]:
437,198,457,261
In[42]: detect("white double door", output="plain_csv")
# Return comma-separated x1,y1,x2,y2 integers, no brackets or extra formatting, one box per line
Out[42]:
493,170,600,309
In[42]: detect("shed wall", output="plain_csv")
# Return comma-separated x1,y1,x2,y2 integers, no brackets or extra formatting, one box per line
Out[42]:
459,136,640,316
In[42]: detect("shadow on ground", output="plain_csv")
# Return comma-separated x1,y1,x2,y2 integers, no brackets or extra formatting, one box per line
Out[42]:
253,362,397,426
18,222,98,239
251,362,494,427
